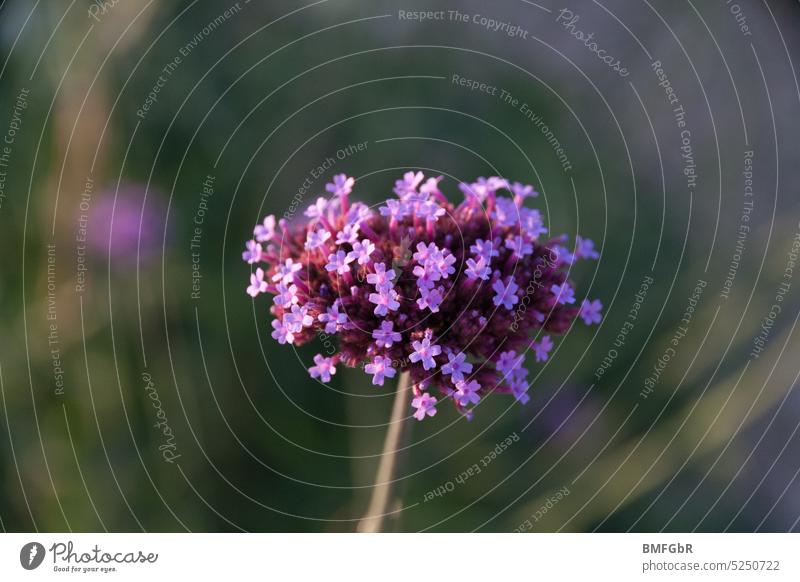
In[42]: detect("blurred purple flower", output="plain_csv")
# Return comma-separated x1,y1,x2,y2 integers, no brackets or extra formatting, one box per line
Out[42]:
87,184,166,264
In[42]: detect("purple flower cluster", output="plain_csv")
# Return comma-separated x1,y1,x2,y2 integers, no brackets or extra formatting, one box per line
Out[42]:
243,172,601,420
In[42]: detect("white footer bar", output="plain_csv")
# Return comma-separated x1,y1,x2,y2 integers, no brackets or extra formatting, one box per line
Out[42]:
1,533,797,581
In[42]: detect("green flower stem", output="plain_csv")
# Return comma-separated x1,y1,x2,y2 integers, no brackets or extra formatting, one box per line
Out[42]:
357,371,412,533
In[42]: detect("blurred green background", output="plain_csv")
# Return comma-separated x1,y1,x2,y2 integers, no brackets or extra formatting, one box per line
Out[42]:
1,0,800,532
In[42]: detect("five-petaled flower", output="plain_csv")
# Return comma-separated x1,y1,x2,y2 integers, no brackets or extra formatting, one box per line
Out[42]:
412,392,438,420
274,283,298,308
367,262,395,289
305,228,331,250
574,235,600,260
454,379,481,406
492,277,520,310
247,268,268,297
335,223,360,245
318,299,348,334
532,336,554,362
304,197,328,219
325,250,354,275
326,173,355,198
471,238,499,259
347,239,375,265
254,215,276,242
242,239,262,264
372,320,402,348
510,181,538,202
379,199,409,221
505,235,533,258
409,334,442,370
364,355,397,386
441,351,473,384
285,304,314,332
551,282,576,305
272,258,302,284
394,171,425,198
368,287,401,316
580,299,603,325
309,354,337,383
271,318,294,345
465,255,491,280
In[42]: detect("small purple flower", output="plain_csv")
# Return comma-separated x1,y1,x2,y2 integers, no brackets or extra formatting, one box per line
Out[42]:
441,351,473,383
242,239,263,264
496,350,523,377
368,287,400,316
511,378,531,404
326,174,355,198
510,371,530,404
412,241,439,264
274,283,299,308
413,265,436,291
304,197,329,219
435,251,456,278
346,202,371,225
484,176,510,192
418,200,446,223
367,262,396,289
378,199,409,220
285,304,314,332
416,285,444,313
254,215,277,242
271,317,294,344
492,277,520,310
394,171,425,198
521,208,547,239
505,235,533,257
409,335,441,370
510,181,537,201
305,228,331,250
465,255,491,280
458,176,508,202
551,282,576,305
420,176,443,198
413,243,455,285
347,238,375,265
574,236,600,260
492,197,520,227
532,336,554,362
325,250,354,275
318,299,348,333
335,223,360,245
364,355,397,386
453,379,481,406
470,238,499,259
309,354,336,383
411,392,438,420
372,320,402,348
553,244,575,265
580,299,603,325
272,258,302,284
247,268,268,297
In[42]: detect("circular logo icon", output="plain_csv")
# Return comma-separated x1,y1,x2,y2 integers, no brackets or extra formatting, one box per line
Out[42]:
20,542,45,570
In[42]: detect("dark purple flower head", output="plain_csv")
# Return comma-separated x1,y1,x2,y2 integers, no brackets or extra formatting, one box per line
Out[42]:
244,172,601,420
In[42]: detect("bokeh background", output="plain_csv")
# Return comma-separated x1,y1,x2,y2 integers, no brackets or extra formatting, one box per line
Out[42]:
1,0,800,532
